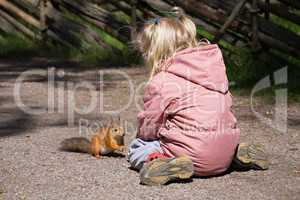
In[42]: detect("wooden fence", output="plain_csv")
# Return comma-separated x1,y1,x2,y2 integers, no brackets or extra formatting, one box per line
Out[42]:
0,0,299,61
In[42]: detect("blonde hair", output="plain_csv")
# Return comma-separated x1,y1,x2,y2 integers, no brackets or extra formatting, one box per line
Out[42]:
135,8,204,79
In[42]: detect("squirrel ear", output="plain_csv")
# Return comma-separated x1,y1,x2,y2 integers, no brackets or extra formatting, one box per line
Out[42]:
117,115,121,124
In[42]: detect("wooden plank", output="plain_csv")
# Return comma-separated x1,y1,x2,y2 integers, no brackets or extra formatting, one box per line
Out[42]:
0,13,20,34
257,17,300,49
52,0,130,42
277,0,300,9
197,0,240,15
0,0,41,29
45,0,111,49
134,0,157,19
10,0,39,18
258,31,300,57
110,0,141,20
23,0,40,7
0,8,38,39
139,0,173,11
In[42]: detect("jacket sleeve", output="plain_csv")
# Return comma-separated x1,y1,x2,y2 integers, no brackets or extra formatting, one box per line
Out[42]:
136,81,176,141
137,77,179,141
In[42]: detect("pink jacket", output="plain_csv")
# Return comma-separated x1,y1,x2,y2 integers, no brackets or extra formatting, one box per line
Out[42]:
137,44,240,176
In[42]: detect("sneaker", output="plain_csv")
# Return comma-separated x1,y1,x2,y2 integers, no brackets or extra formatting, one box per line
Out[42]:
234,143,269,170
139,156,194,186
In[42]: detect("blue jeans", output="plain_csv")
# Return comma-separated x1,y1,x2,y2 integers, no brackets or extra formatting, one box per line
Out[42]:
127,138,163,170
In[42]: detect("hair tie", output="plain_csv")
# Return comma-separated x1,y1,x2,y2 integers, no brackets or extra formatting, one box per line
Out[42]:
145,17,160,25
154,17,160,25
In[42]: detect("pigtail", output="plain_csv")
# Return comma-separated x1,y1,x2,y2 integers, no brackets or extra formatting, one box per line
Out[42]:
171,7,198,48
171,7,209,47
171,7,185,20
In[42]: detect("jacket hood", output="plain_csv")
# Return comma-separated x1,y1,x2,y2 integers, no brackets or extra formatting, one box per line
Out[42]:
164,44,229,93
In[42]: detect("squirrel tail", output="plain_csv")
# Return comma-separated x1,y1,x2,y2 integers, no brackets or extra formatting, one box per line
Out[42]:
60,137,91,154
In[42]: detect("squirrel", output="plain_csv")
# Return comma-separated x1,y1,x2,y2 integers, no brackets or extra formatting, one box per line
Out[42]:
60,118,125,159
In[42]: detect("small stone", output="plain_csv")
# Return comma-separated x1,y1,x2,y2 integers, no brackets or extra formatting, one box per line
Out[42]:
289,147,298,151
18,192,27,200
0,188,4,194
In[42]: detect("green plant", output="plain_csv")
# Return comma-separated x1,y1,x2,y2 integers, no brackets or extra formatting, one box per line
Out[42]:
0,34,37,58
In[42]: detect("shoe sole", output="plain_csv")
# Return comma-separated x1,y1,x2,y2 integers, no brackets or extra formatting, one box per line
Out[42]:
139,156,194,186
236,143,269,170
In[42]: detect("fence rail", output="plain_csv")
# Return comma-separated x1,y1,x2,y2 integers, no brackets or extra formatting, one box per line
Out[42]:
0,0,299,61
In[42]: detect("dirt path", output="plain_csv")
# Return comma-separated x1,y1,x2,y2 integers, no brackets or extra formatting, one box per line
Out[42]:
0,63,299,200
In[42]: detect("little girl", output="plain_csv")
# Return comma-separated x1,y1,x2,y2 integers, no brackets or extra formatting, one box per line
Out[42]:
128,8,269,186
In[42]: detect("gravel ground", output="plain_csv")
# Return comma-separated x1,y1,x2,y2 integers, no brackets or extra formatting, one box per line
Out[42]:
0,63,299,200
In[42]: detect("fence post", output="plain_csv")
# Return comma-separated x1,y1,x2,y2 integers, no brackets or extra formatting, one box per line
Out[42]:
40,0,48,38
212,0,248,43
251,0,260,49
264,0,270,20
131,0,137,41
